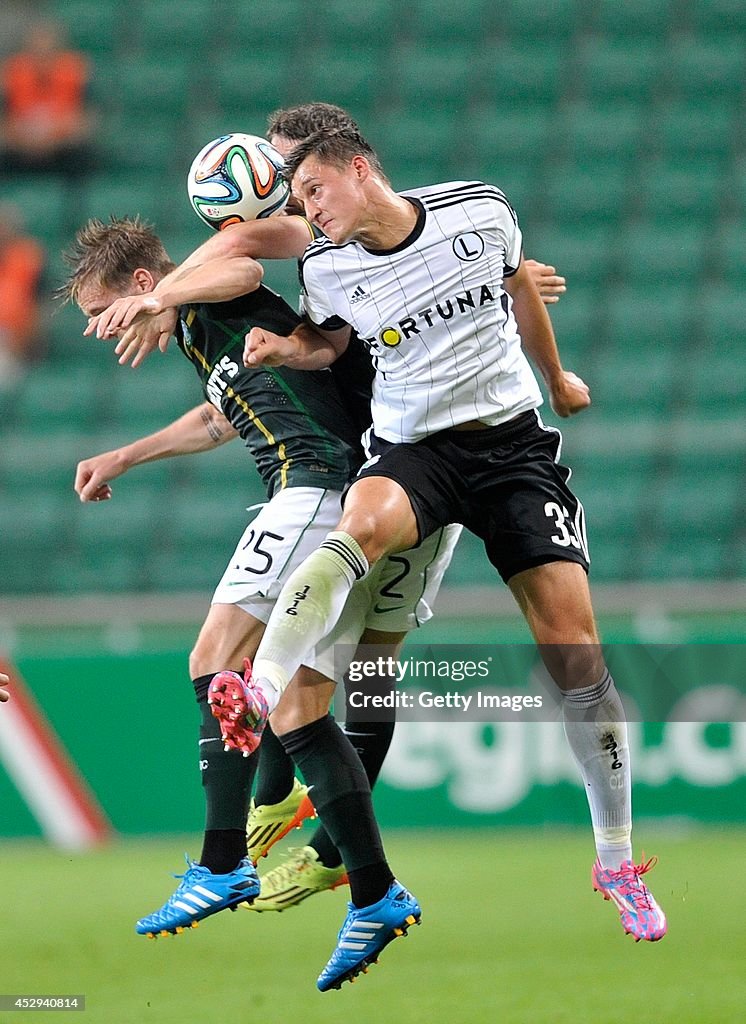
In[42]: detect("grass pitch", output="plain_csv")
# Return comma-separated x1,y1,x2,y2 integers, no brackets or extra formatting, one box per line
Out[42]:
2,827,742,1024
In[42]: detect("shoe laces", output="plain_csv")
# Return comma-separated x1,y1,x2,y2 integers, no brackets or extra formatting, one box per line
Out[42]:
617,855,658,909
170,855,206,891
270,846,315,884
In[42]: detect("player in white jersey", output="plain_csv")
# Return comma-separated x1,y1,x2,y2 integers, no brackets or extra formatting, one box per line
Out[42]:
228,125,666,952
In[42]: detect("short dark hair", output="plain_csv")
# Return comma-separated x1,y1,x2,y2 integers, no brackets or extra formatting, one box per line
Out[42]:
60,216,174,304
282,126,386,185
266,102,360,142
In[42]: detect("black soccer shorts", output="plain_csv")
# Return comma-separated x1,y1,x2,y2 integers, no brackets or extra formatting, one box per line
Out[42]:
354,409,590,583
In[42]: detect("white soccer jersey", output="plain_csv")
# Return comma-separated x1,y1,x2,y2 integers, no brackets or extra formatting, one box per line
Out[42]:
300,180,543,443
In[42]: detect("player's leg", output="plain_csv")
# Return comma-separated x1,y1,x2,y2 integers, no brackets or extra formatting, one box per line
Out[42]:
190,603,266,873
263,660,421,990
135,602,264,937
137,488,340,937
508,562,665,940
221,474,419,747
251,629,405,912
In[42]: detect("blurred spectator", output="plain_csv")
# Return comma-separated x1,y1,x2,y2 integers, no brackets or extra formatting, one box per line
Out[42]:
0,20,94,175
0,203,46,388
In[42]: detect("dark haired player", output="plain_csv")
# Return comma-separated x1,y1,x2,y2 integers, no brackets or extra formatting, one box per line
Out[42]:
222,125,667,956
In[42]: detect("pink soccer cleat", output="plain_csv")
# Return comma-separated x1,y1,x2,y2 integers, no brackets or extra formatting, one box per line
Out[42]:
208,659,270,757
592,856,667,942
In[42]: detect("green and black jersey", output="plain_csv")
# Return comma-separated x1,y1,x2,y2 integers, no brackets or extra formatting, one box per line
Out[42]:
176,285,363,498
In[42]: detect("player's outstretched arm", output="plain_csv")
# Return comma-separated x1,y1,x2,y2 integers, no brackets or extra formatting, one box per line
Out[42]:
0,673,9,702
176,216,315,268
88,257,266,341
74,403,238,502
504,260,590,418
244,322,350,371
524,258,567,304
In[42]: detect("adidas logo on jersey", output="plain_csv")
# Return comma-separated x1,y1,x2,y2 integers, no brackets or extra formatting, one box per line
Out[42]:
350,284,368,305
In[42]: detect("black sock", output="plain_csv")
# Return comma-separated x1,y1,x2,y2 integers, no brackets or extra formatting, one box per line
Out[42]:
193,672,257,873
279,714,394,907
310,718,395,869
253,721,297,806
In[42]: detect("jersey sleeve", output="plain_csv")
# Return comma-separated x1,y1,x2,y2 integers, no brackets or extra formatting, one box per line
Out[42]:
498,196,523,277
299,255,349,330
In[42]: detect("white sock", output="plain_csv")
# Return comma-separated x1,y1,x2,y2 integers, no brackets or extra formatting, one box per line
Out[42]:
253,531,368,702
562,669,632,870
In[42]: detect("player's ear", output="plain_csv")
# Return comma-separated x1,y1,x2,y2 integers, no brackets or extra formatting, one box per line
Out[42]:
350,155,370,181
132,267,156,292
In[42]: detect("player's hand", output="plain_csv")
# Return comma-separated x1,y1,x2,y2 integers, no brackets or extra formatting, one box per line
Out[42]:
113,309,178,367
0,672,9,702
244,327,297,367
548,370,591,417
85,294,167,340
74,450,130,502
525,259,567,304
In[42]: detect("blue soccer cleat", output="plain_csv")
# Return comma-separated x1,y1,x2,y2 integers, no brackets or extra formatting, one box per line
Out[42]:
317,879,421,991
136,855,260,937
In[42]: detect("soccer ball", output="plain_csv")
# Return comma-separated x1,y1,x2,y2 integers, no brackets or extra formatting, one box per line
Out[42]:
187,133,290,230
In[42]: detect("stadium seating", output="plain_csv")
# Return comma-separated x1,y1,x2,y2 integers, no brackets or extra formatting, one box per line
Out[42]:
1,0,742,595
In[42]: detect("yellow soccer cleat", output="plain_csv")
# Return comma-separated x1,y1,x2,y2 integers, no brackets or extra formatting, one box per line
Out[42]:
246,778,316,863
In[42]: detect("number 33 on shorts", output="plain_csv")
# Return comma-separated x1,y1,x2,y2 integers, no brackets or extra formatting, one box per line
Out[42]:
545,500,587,554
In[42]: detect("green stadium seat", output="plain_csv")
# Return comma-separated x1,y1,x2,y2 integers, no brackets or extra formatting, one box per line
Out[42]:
47,301,95,365
299,50,386,118
2,177,68,240
654,102,735,160
404,0,497,42
576,38,663,102
657,469,739,535
591,346,679,415
637,534,727,580
311,0,398,47
389,46,480,112
528,223,615,286
0,431,101,492
469,104,553,173
617,221,705,283
499,0,581,40
481,41,566,106
603,285,693,352
130,0,217,57
728,160,746,221
699,285,746,352
96,111,190,174
635,160,723,224
592,0,674,36
665,35,746,100
572,454,657,539
717,222,746,284
102,60,194,118
72,486,161,549
182,441,264,497
540,284,604,363
13,365,103,434
689,0,746,32
100,359,201,432
540,161,629,225
48,0,123,57
225,1,307,46
375,110,464,186
146,544,227,592
209,57,294,124
79,174,183,233
555,103,645,164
